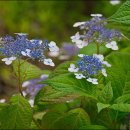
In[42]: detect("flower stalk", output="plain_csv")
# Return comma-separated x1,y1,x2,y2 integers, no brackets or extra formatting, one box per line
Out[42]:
18,59,23,96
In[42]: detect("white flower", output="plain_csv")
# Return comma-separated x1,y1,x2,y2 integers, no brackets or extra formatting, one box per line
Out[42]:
110,0,120,5
2,56,17,65
101,68,107,77
14,33,27,36
48,41,59,52
22,81,31,87
59,55,70,60
71,32,80,42
40,74,49,79
73,22,86,27
68,64,79,72
48,51,59,57
75,73,85,79
44,58,55,66
22,91,27,97
87,78,98,84
75,40,84,48
93,54,104,62
29,99,34,107
93,54,111,67
102,61,111,67
106,41,118,50
21,49,31,57
0,99,6,103
78,54,85,58
91,14,103,17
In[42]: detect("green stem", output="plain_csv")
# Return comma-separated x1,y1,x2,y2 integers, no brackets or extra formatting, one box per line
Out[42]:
18,59,23,96
113,111,118,130
32,117,42,129
96,42,100,54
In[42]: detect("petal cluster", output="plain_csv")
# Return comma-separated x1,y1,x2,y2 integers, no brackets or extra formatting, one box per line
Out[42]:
0,33,58,66
68,54,111,84
71,15,121,49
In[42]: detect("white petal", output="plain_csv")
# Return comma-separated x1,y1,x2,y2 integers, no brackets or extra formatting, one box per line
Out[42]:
106,43,112,49
21,51,27,56
59,55,70,60
112,45,118,50
49,41,56,47
73,22,85,27
78,54,85,57
87,78,98,84
68,64,79,72
48,51,59,57
22,91,27,96
93,54,104,61
22,81,31,87
92,80,98,84
91,14,102,17
87,78,93,82
40,74,49,79
2,58,8,61
5,60,12,65
71,32,80,42
9,57,16,61
102,61,111,67
102,69,107,77
76,40,84,48
106,41,118,50
0,99,6,103
75,73,85,79
29,99,34,107
49,46,59,52
15,33,27,36
44,59,55,66
110,0,120,5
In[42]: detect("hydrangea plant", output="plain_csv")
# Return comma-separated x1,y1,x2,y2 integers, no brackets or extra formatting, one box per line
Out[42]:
0,1,130,130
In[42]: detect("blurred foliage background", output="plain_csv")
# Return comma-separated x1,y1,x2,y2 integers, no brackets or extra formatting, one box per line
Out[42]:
0,0,123,44
0,0,128,98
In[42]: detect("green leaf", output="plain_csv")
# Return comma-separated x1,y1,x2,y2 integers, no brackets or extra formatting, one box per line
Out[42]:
98,82,113,104
13,59,50,82
110,104,130,112
108,0,130,25
97,103,110,113
44,73,101,100
0,95,33,129
41,108,91,129
35,86,78,105
106,52,130,101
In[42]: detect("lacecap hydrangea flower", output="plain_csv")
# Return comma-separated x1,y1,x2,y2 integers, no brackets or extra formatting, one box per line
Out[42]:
71,14,121,50
22,74,48,99
0,33,59,66
68,54,111,84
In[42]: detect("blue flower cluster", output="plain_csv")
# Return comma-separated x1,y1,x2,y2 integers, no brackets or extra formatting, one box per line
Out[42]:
68,54,111,84
77,55,102,78
77,16,121,43
0,33,48,60
71,15,121,49
0,33,58,66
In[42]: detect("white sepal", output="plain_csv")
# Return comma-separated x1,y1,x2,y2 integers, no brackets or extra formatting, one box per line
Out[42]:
73,22,86,27
106,41,118,50
68,64,79,72
75,73,85,79
44,58,55,66
101,68,107,77
87,78,98,84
